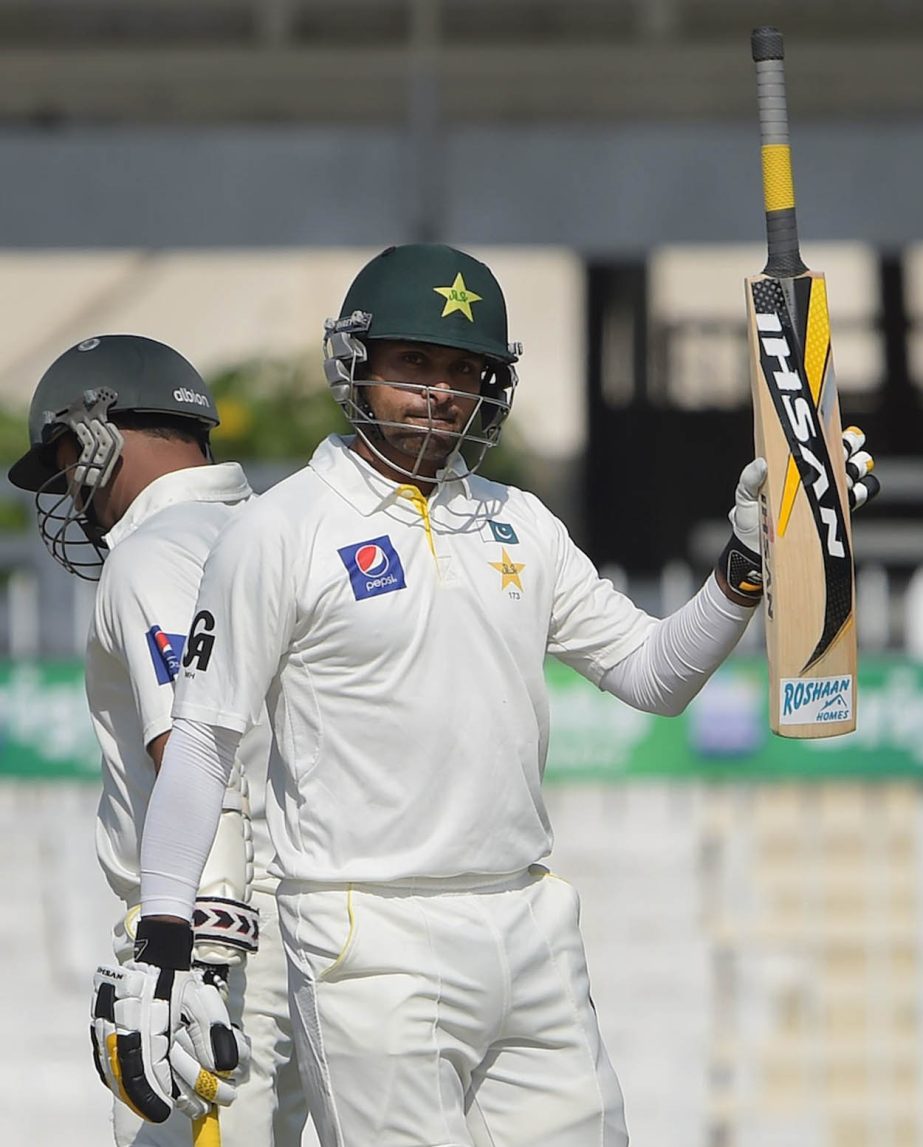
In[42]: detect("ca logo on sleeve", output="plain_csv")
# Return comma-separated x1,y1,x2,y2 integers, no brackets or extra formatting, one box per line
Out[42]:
338,535,407,601
182,610,216,672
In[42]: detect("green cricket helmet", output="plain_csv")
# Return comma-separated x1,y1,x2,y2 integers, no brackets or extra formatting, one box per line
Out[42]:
323,244,522,480
8,334,219,579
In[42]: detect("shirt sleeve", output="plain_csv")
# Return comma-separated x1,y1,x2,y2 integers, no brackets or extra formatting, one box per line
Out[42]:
171,500,297,733
95,540,199,747
540,496,657,684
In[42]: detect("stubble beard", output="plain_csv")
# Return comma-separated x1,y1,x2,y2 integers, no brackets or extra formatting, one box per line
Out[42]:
380,420,459,469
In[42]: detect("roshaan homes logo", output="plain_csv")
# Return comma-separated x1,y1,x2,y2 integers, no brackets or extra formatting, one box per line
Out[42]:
779,675,852,725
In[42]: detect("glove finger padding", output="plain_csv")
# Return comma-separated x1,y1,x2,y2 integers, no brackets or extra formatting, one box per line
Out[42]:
91,963,174,1123
169,1025,250,1120
90,959,246,1124
849,472,880,510
172,966,244,1074
90,978,123,1103
842,425,880,511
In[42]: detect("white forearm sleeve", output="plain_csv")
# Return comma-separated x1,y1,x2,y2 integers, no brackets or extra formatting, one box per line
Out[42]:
600,573,755,716
140,718,242,920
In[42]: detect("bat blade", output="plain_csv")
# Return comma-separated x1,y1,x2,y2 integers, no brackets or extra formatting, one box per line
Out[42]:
746,267,856,737
747,27,856,738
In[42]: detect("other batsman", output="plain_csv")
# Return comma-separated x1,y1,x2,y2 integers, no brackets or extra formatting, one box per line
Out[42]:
9,335,313,1146
107,247,875,1145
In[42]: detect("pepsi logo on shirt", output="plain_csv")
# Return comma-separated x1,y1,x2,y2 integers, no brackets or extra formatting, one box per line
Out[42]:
338,536,407,601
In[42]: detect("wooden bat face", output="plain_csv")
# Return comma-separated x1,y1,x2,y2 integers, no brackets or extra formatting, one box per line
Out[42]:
746,269,856,736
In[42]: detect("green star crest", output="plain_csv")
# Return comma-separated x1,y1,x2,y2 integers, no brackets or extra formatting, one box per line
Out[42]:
433,273,483,322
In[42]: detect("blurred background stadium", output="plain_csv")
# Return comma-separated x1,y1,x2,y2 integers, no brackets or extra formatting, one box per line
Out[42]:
2,2,922,1145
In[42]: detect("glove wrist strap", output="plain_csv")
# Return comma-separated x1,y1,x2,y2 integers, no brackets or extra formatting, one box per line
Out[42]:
134,917,194,970
716,533,764,607
193,896,260,956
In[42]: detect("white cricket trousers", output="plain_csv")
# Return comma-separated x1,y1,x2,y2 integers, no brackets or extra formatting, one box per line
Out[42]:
113,886,316,1147
278,865,629,1147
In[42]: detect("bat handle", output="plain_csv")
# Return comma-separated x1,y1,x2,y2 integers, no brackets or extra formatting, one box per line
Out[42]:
751,26,807,277
193,1106,221,1147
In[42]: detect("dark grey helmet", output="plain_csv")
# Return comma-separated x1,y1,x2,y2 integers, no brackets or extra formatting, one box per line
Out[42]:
9,334,219,493
8,334,219,579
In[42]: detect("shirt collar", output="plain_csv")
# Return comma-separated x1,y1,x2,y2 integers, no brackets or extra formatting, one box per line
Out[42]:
104,462,252,550
309,434,471,517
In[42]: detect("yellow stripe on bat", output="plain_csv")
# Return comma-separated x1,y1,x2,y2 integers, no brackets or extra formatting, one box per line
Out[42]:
778,278,831,538
803,277,830,404
777,456,801,538
761,144,795,212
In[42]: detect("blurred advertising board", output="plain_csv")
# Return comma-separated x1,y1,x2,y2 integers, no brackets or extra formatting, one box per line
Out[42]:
545,656,923,780
2,657,923,780
0,661,100,778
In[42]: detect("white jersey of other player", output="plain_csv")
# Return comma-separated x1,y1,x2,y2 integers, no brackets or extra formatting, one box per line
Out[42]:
87,462,266,903
87,459,312,1147
173,435,656,884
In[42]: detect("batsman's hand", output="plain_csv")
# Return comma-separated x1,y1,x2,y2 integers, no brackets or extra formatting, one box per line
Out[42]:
716,426,880,606
90,919,249,1124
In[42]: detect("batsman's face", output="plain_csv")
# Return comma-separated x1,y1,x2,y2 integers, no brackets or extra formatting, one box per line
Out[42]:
364,341,484,467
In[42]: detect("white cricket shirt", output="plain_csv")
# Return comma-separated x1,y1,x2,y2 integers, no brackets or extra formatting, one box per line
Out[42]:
173,435,656,884
88,462,274,904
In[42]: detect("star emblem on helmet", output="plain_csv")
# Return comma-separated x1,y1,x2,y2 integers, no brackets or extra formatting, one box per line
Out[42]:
433,273,483,323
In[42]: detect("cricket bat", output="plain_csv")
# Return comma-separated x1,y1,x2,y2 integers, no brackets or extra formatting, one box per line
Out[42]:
193,1108,221,1147
745,26,856,738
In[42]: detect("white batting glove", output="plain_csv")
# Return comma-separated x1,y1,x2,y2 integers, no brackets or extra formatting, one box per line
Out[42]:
715,429,880,607
715,458,768,606
90,919,249,1124
728,458,768,554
